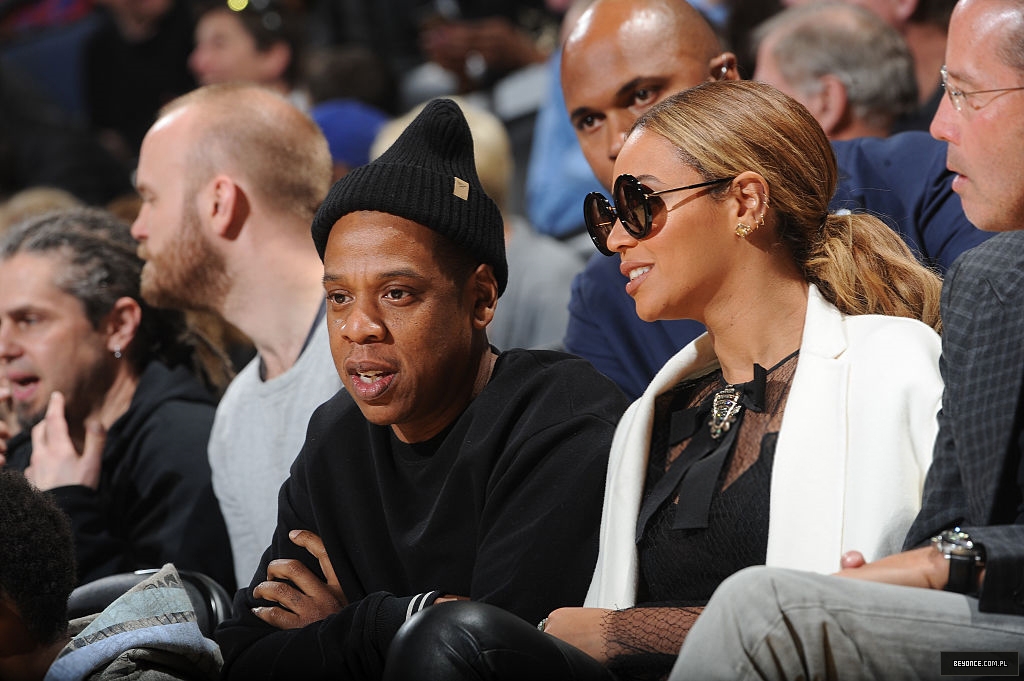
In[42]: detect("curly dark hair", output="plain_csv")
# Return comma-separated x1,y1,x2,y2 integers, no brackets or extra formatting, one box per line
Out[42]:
0,469,76,644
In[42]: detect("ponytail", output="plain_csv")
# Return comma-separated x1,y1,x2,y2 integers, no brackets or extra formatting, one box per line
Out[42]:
802,212,942,332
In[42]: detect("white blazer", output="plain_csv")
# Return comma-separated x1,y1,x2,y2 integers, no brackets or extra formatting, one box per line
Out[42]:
585,284,942,609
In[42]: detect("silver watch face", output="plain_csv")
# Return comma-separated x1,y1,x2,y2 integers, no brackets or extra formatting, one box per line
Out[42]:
932,528,980,558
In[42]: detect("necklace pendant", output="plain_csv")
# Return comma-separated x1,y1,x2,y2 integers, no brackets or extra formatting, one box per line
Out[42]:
709,385,743,439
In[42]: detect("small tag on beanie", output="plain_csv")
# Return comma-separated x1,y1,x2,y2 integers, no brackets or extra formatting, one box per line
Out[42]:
453,177,470,200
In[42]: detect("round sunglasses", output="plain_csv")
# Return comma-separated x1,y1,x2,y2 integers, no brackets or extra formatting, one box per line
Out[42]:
584,174,735,256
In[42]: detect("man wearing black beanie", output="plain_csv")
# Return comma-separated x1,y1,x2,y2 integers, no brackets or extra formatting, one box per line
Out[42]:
216,98,629,680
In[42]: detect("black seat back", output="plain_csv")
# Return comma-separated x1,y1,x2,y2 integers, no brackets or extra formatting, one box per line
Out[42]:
67,568,233,637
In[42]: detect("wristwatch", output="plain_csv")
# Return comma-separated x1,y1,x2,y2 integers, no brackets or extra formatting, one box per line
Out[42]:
931,527,985,595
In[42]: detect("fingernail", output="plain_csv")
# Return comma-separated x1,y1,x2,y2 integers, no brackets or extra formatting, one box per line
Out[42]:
289,529,300,539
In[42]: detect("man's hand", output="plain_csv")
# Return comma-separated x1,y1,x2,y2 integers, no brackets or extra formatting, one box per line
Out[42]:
0,418,9,468
24,392,104,490
840,550,867,569
542,607,612,664
0,381,12,466
252,530,348,629
834,546,949,590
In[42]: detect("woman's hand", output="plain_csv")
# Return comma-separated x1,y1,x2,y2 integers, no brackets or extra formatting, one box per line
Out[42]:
541,607,612,663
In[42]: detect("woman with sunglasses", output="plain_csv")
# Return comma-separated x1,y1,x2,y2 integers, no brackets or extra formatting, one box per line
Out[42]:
382,80,944,681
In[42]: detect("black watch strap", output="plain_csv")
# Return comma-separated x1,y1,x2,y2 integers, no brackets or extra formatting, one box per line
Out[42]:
945,553,976,594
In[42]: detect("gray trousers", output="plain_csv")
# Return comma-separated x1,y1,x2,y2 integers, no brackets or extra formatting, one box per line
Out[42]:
670,566,1024,681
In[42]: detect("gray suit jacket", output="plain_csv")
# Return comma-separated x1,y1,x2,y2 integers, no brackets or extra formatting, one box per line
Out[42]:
904,230,1024,615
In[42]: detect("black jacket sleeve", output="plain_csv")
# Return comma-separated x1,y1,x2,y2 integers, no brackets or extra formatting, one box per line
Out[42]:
216,423,411,681
50,399,234,592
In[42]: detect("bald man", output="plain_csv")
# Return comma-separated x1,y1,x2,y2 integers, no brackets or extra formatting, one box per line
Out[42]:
559,0,988,400
561,0,730,189
132,84,346,587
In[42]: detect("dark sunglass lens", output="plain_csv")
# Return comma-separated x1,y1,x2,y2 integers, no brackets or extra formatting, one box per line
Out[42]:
615,176,650,238
584,193,616,256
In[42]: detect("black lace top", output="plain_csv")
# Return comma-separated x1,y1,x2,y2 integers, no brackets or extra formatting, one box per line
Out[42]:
603,351,799,681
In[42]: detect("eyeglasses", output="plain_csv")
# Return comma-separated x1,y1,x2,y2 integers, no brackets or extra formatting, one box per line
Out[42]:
940,65,1024,112
584,174,734,256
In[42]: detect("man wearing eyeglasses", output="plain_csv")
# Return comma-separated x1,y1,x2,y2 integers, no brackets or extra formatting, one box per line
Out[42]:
669,1,1024,677
560,0,991,401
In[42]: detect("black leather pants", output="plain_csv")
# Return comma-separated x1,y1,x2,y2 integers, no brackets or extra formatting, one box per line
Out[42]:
383,601,616,681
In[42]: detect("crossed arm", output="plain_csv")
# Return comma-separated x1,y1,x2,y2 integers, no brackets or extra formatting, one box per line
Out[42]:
253,530,467,631
251,530,349,629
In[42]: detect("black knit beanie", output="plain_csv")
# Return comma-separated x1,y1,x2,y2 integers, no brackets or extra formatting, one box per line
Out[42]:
311,98,508,295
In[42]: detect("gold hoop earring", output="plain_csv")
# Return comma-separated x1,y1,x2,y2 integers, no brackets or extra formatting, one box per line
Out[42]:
735,222,754,238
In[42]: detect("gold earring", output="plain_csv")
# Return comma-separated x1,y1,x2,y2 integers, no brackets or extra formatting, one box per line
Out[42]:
757,213,765,228
735,222,753,238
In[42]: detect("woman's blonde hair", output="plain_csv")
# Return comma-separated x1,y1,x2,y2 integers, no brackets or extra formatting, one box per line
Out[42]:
634,80,942,331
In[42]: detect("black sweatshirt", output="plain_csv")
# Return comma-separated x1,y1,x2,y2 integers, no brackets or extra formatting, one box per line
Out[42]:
7,362,235,592
216,349,628,680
